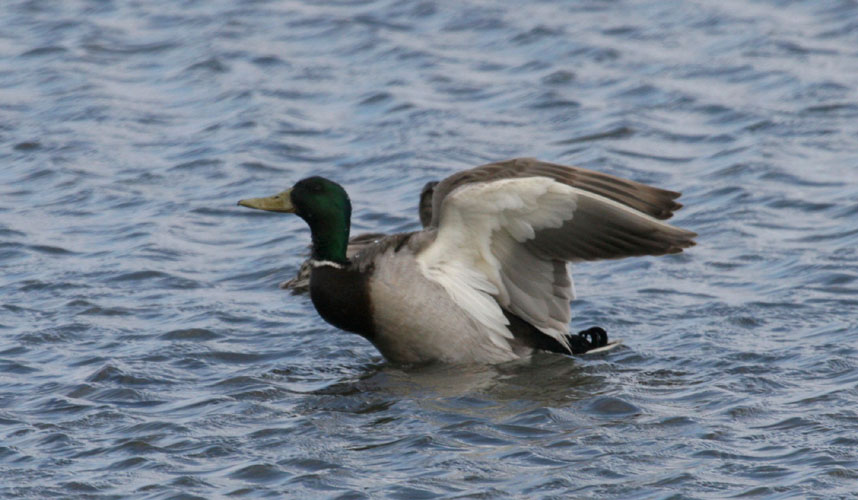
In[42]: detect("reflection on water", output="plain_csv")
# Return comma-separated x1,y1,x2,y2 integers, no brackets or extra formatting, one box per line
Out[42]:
321,353,612,408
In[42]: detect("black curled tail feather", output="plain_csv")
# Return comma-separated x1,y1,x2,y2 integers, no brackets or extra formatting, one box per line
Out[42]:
566,327,609,354
504,309,609,356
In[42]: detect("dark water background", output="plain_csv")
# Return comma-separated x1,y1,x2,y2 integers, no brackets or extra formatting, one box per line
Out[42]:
2,0,858,498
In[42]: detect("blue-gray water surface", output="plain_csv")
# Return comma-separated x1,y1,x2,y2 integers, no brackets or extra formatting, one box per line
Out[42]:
2,0,858,498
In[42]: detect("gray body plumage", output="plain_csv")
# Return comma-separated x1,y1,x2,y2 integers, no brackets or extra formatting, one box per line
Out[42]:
348,231,530,363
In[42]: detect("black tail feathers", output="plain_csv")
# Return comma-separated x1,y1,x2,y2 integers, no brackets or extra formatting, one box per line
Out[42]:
567,327,609,354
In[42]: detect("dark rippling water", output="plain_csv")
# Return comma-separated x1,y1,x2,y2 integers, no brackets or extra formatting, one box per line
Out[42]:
2,0,858,498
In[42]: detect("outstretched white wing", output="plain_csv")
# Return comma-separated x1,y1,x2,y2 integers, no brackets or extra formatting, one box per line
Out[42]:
416,175,695,352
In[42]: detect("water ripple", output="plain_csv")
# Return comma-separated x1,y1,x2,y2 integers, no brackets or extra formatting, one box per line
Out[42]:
2,0,858,498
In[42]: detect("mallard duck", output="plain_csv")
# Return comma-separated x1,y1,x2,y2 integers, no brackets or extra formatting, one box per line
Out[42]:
280,181,438,292
239,158,696,364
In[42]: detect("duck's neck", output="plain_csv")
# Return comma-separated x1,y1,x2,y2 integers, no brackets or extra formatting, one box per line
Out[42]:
305,207,375,340
306,210,350,265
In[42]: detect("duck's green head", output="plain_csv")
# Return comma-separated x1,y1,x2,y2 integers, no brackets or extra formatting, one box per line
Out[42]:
238,176,351,263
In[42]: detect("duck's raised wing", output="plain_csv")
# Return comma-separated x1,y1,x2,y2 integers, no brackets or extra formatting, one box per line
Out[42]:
417,161,696,351
430,158,684,227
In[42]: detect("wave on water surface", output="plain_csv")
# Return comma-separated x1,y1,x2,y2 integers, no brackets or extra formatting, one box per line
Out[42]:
2,0,858,498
